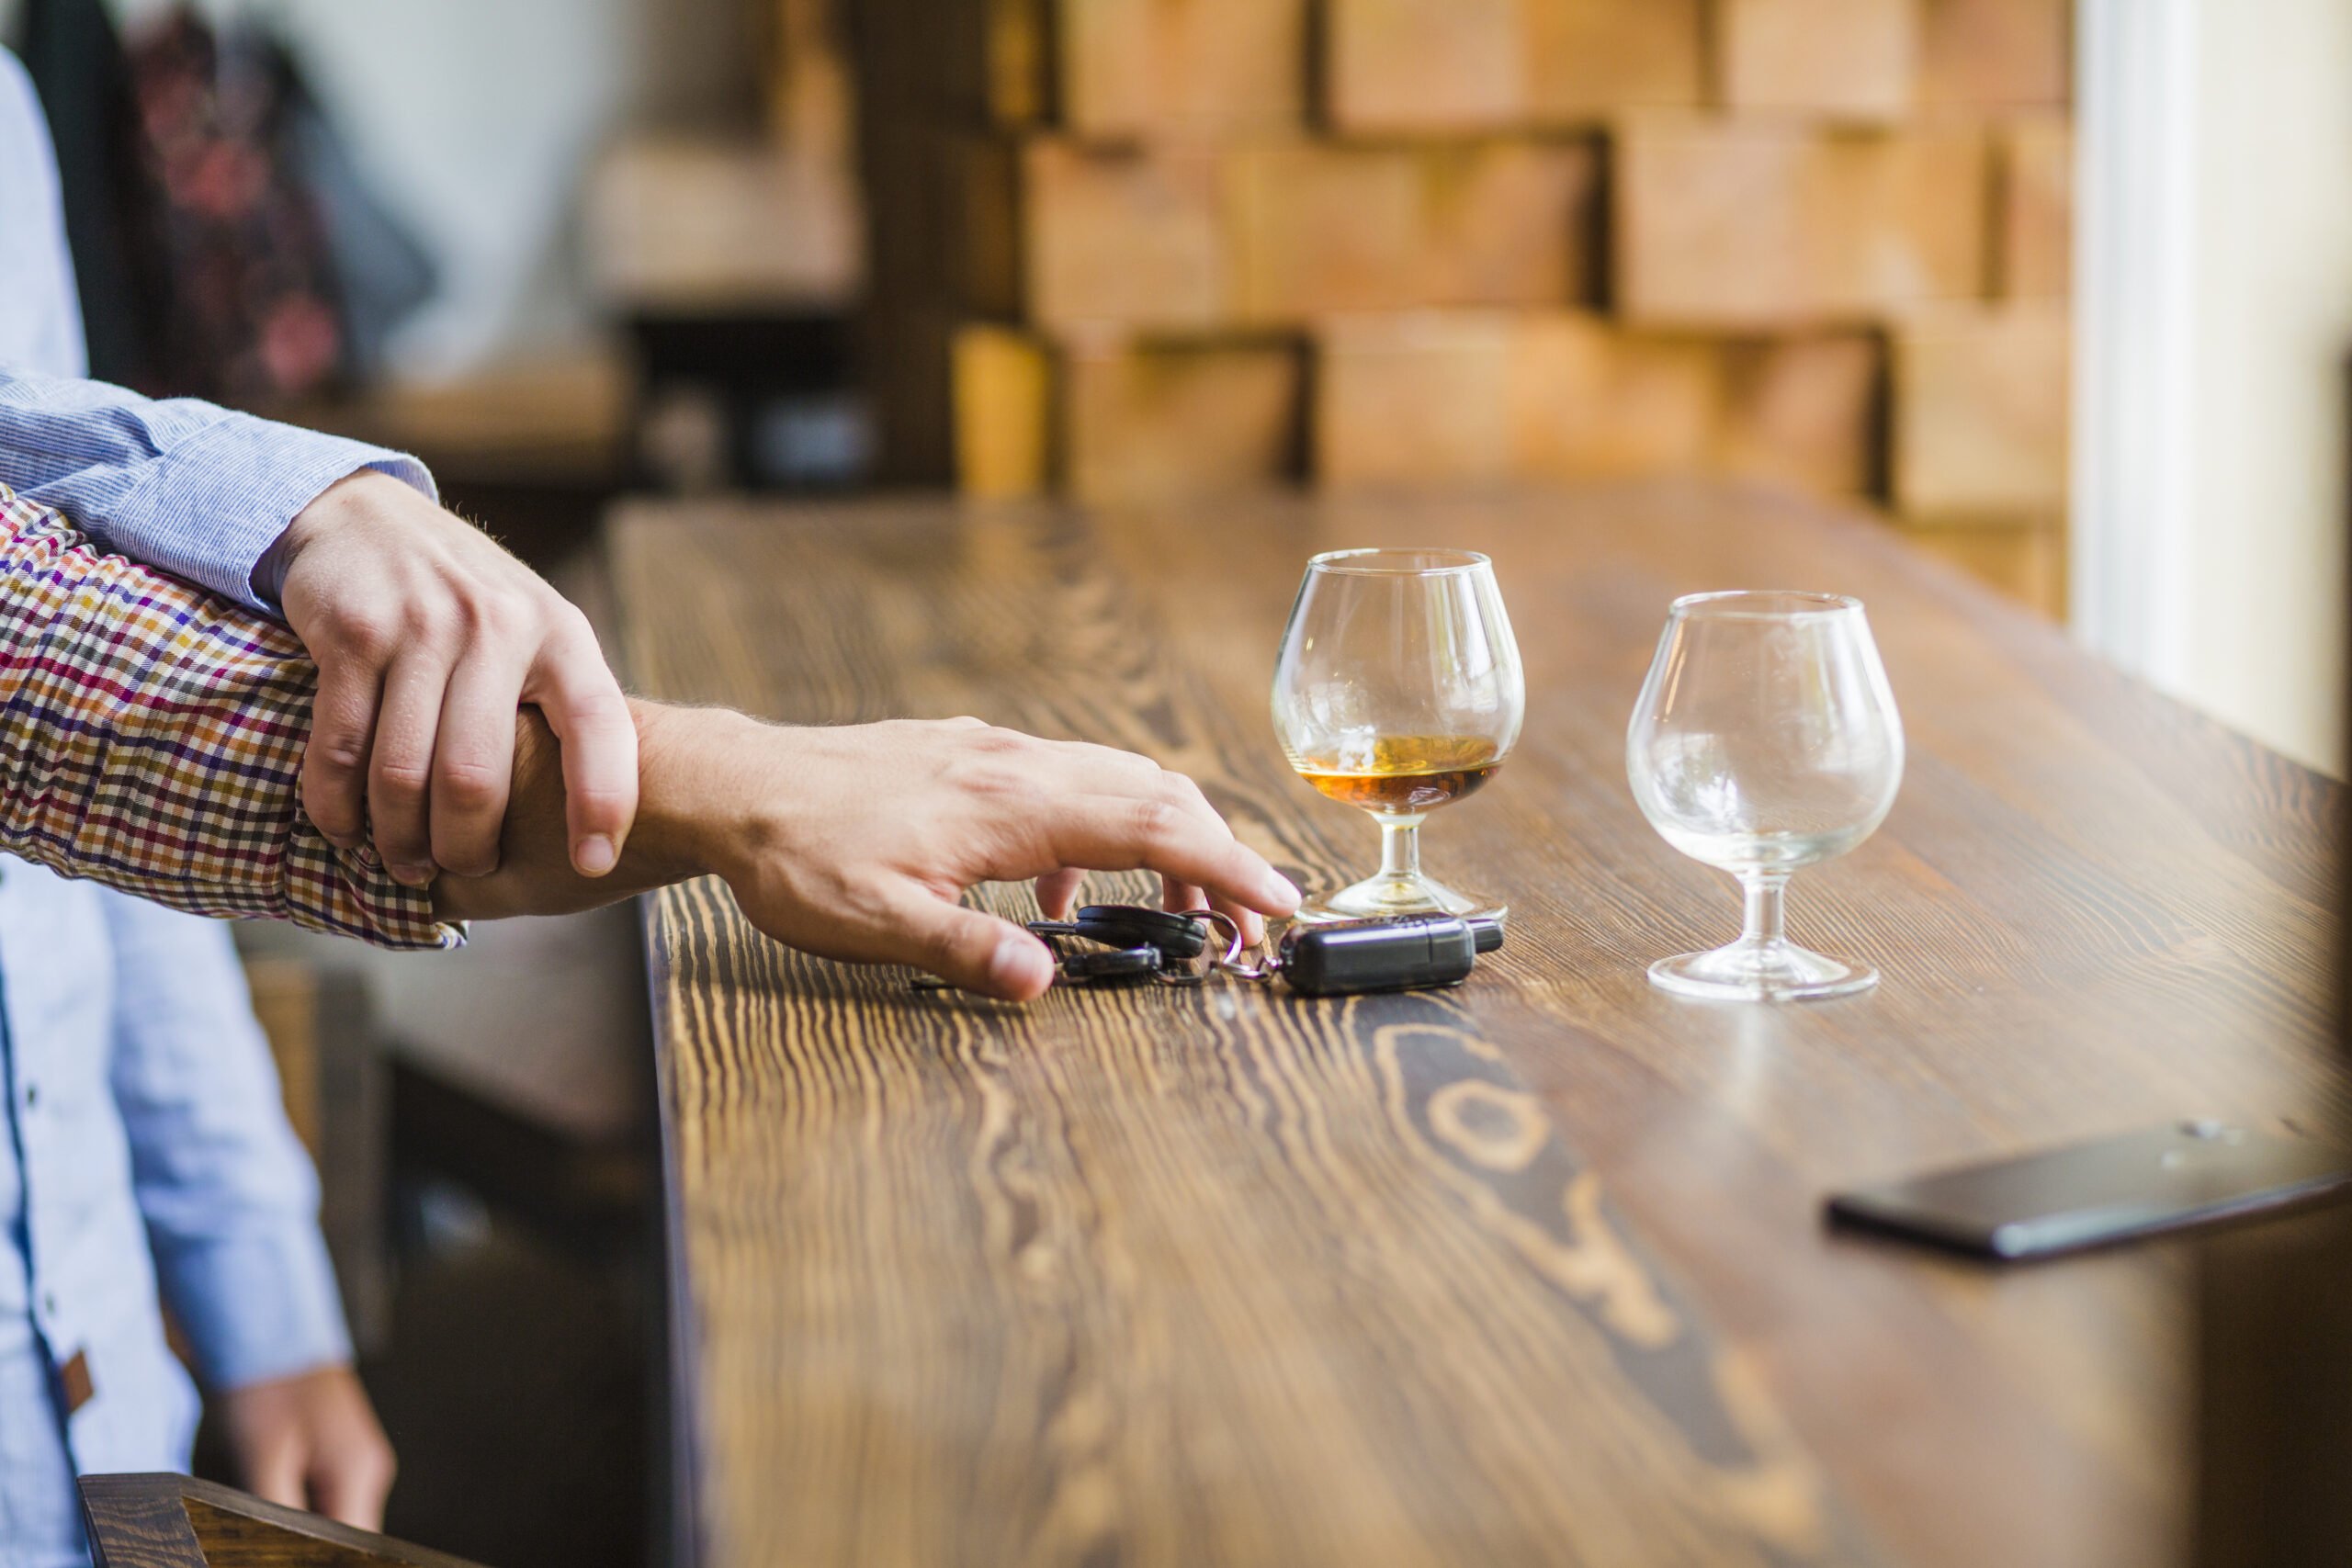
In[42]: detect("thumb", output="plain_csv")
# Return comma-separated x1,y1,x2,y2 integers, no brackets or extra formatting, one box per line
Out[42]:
890,892,1057,1000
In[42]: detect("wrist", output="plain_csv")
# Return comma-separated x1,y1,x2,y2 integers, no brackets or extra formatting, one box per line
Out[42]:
626,700,771,887
255,470,402,608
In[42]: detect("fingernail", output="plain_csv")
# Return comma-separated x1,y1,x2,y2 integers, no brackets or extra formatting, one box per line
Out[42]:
1261,870,1302,910
989,936,1047,998
390,864,434,888
576,835,617,876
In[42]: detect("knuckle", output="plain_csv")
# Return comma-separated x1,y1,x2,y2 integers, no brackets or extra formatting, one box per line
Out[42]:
308,732,368,775
568,780,637,814
491,584,542,626
370,758,431,803
1081,739,1149,770
914,918,978,975
1131,797,1182,844
960,763,1046,808
969,727,1025,755
436,840,499,878
435,759,504,814
393,595,454,643
568,616,612,662
321,604,397,660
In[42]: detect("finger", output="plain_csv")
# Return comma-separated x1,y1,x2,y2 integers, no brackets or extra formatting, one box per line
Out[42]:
241,1439,305,1512
1041,795,1300,918
310,1445,394,1531
1207,892,1268,950
428,645,525,877
527,624,639,876
1035,868,1086,919
302,654,384,850
888,890,1057,1000
1159,875,1267,950
1150,774,1269,946
368,650,455,886
1042,738,1170,796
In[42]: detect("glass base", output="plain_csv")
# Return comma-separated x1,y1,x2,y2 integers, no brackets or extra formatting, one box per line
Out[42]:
1647,938,1877,1002
1298,870,1505,925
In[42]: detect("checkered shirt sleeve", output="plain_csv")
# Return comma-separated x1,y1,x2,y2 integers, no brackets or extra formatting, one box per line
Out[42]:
0,485,463,950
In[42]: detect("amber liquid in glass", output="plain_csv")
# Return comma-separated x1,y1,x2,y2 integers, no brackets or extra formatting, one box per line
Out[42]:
1294,735,1504,814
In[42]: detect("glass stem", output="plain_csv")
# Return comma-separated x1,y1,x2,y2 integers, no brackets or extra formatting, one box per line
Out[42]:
1378,815,1423,885
1739,873,1789,949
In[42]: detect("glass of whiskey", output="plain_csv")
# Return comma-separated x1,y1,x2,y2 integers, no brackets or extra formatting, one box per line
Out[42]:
1272,548,1525,923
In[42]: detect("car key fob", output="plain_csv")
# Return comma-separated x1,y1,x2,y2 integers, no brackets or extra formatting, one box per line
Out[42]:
1274,914,1504,996
1029,905,1209,961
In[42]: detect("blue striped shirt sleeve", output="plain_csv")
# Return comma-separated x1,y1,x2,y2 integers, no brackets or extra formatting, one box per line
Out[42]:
0,367,436,615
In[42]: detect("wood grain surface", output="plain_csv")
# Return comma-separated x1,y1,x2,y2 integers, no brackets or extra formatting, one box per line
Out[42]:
608,483,2350,1568
78,1473,488,1568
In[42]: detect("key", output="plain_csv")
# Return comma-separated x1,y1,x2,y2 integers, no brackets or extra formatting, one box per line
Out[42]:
911,943,1165,992
1053,945,1164,985
1026,905,1208,961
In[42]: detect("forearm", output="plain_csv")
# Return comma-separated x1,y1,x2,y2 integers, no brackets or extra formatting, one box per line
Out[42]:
0,367,434,611
0,488,458,947
434,700,1303,1002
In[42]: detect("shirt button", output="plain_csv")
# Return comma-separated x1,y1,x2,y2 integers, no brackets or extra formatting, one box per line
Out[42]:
40,1292,56,1318
20,1083,34,1111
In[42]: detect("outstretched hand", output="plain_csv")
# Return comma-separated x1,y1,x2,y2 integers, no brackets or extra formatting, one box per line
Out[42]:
435,705,1302,1001
687,716,1299,998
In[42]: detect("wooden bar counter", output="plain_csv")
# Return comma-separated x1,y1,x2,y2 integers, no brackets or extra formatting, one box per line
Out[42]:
607,483,2346,1568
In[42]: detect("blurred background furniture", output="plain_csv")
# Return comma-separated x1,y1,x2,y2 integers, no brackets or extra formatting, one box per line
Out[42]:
852,0,2072,615
80,1472,490,1568
613,479,2345,1567
235,959,390,1355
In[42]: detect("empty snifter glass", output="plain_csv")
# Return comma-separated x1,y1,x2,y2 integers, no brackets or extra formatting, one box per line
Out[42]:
1273,548,1525,922
1626,591,1903,1000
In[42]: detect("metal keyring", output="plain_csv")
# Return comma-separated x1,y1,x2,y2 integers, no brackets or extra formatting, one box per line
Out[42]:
1182,908,1278,981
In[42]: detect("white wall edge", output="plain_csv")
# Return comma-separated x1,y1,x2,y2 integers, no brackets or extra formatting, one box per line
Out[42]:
2071,0,2200,688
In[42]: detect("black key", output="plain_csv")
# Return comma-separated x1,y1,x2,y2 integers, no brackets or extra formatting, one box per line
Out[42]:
1054,945,1163,985
1027,905,1208,961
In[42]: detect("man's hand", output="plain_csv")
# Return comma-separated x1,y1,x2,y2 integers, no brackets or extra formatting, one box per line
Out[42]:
259,471,637,887
435,705,1303,1001
212,1364,396,1530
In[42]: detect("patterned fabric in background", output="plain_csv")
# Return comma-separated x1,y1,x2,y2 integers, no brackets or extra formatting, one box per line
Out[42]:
20,0,435,404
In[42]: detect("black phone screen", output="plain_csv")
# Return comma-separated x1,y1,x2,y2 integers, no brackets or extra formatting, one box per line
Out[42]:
1826,1121,2352,1260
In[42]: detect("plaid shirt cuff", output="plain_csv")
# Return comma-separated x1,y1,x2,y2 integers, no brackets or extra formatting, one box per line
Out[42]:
0,485,462,950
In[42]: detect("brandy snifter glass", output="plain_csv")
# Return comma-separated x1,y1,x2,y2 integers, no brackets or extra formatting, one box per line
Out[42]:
1626,591,1904,1001
1272,548,1525,923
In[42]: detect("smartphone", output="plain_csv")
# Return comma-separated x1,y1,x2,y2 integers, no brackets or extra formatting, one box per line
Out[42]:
1825,1121,2352,1261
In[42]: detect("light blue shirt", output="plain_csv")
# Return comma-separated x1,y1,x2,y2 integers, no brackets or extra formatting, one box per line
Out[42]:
0,46,435,1567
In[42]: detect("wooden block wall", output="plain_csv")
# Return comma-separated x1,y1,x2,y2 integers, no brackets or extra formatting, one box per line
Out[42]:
853,0,2074,615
